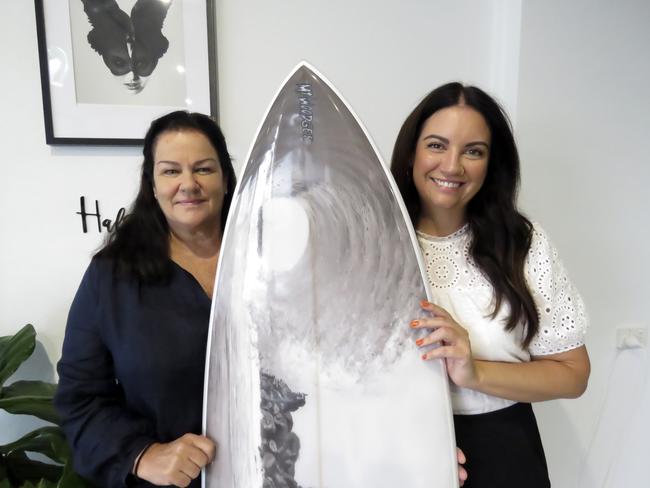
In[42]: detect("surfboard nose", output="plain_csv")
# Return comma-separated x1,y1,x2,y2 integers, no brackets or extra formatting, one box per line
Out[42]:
240,62,380,190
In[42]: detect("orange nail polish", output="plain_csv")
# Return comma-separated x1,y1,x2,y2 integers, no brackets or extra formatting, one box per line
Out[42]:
420,299,430,308
415,338,424,347
410,320,419,328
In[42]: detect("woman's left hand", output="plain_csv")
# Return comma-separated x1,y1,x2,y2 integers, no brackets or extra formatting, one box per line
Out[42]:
457,447,468,486
412,300,480,389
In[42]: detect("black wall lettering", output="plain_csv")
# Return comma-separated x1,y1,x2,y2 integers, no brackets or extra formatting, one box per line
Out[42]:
76,196,101,233
77,196,127,234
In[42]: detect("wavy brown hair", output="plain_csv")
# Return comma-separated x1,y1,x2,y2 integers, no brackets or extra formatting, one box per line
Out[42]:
391,83,538,347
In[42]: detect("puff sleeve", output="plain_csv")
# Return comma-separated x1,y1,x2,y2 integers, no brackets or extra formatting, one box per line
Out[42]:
526,223,588,356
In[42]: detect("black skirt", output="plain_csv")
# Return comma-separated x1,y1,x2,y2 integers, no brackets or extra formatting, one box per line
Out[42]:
454,403,550,488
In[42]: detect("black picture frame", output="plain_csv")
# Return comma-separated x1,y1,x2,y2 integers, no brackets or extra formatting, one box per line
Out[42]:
34,0,218,146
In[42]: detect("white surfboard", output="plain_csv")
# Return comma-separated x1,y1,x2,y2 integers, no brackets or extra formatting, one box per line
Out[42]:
203,62,458,488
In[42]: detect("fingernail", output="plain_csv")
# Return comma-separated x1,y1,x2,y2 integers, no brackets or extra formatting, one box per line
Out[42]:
415,338,424,347
420,299,430,308
421,353,427,360
410,320,419,328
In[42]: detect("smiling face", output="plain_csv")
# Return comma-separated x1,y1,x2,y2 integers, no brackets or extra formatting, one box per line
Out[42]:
152,130,227,236
412,104,491,234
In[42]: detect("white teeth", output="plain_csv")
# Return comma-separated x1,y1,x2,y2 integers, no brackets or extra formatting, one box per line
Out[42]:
433,178,461,189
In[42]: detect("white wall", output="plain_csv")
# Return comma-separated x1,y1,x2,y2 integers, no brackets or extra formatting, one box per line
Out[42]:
215,0,520,167
516,0,650,486
3,1,648,487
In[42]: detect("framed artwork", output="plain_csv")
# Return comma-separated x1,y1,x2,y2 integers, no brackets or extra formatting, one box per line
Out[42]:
34,0,217,145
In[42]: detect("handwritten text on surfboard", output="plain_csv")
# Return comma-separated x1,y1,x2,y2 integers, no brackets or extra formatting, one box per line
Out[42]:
296,83,314,143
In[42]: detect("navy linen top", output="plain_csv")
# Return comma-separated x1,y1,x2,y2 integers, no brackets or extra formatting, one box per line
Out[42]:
55,258,212,487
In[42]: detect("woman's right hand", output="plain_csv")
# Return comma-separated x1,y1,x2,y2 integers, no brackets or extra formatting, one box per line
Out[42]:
136,433,216,487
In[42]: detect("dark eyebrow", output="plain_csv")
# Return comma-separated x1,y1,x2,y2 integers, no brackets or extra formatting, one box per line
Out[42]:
423,134,489,149
465,141,490,149
155,158,218,166
422,134,449,144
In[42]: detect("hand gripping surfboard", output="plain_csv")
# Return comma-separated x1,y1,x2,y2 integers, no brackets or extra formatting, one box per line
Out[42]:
203,62,458,488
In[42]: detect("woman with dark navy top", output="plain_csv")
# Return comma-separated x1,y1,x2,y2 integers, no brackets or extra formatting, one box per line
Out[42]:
392,83,591,487
55,111,236,488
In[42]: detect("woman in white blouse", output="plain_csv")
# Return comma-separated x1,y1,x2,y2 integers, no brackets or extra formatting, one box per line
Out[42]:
391,83,590,488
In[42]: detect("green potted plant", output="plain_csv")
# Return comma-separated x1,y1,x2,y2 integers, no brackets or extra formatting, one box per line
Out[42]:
0,324,92,488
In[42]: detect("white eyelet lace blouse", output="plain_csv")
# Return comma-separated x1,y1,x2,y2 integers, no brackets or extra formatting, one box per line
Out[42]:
417,222,588,415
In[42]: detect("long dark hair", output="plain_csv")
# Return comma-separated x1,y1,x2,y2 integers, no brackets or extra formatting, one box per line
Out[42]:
391,83,538,347
96,110,237,284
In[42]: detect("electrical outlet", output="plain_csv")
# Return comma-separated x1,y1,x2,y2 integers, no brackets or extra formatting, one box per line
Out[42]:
616,327,647,349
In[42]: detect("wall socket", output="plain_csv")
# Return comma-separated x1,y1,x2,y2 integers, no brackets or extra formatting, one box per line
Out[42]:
616,327,647,349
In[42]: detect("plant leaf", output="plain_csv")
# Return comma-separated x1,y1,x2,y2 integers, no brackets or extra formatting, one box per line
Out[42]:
4,450,62,485
0,426,70,465
37,480,60,488
0,324,36,387
0,460,9,486
0,381,60,424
